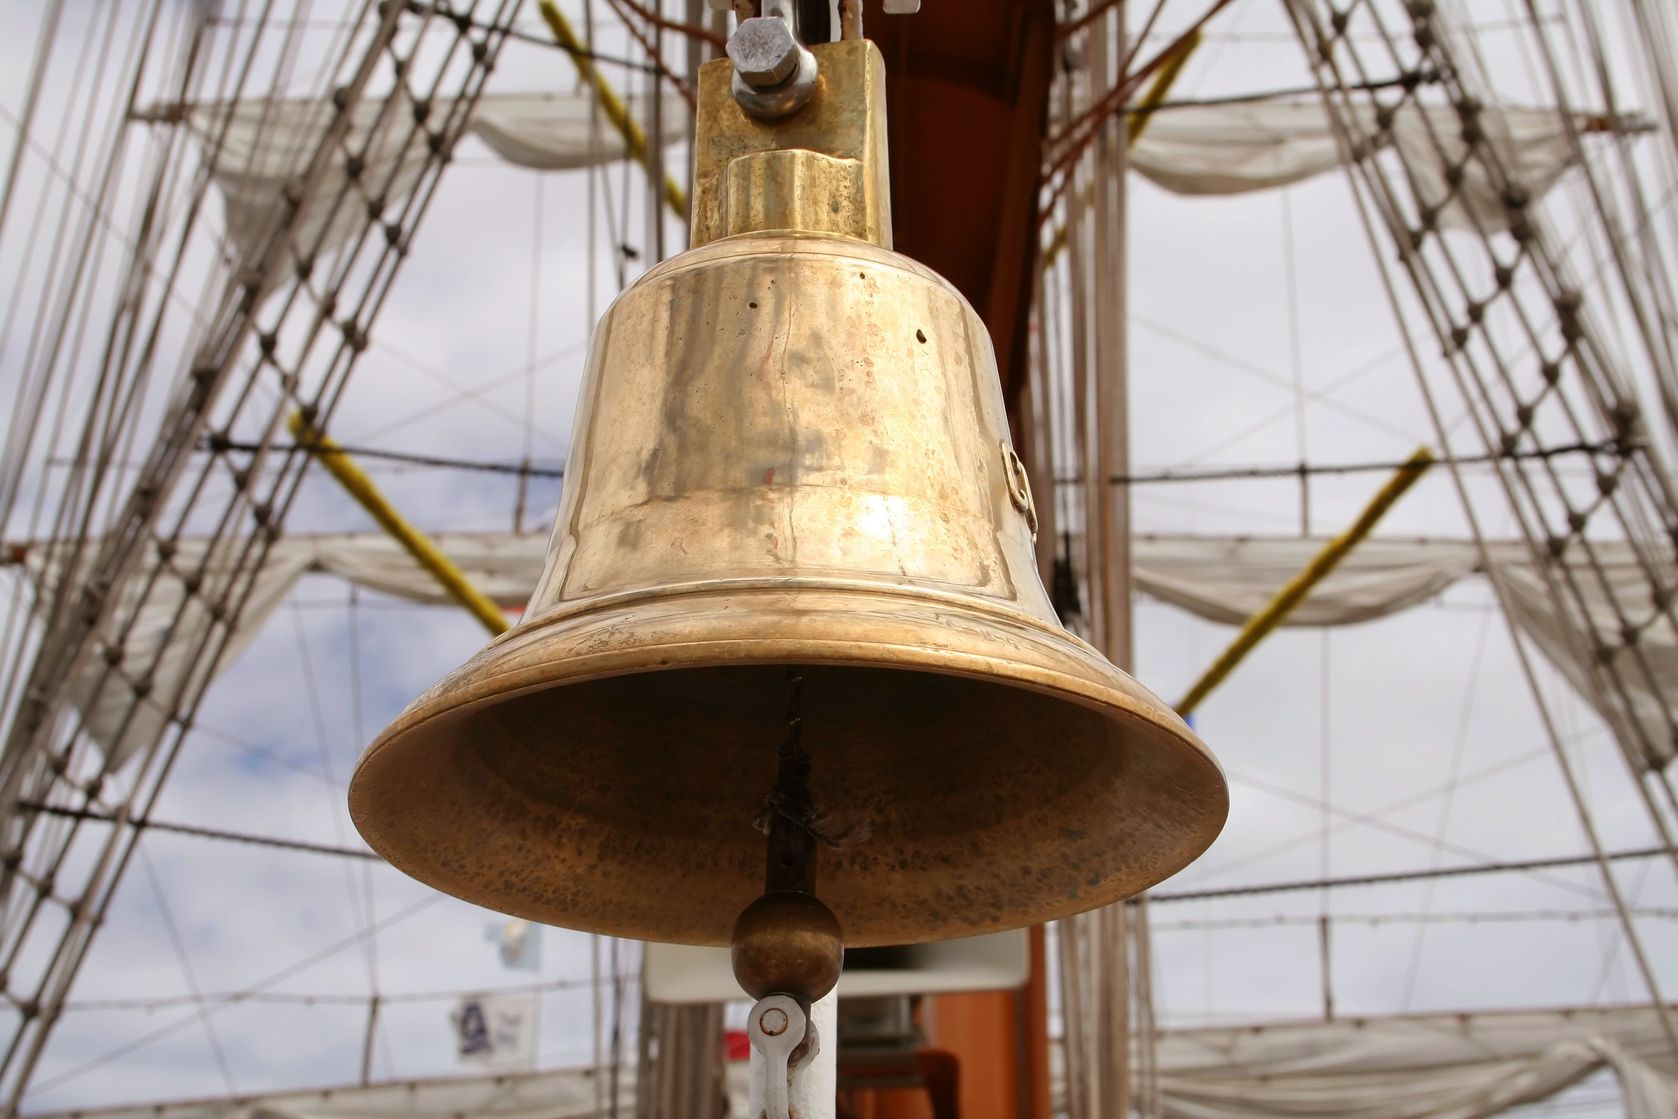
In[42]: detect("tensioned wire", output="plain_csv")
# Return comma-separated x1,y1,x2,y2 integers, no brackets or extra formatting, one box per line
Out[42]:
1400,604,1495,1010
346,339,585,448
0,0,301,952
1215,744,1620,906
1308,0,1678,845
580,2,607,1099
37,785,1655,902
1376,0,1678,847
0,0,510,1093
14,6,523,1093
139,846,237,1095
24,891,449,1098
0,1,525,1101
1284,0,1678,1064
198,431,1624,483
289,600,383,1071
0,2,146,542
0,0,315,1066
0,9,202,1038
0,2,65,262
345,584,395,1079
0,0,251,1080
1496,5,1678,837
6,0,293,793
1451,5,1678,787
0,4,127,810
6,0,1671,1100
0,0,206,950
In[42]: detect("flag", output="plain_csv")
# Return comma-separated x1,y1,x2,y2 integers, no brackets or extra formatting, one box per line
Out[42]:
485,917,542,971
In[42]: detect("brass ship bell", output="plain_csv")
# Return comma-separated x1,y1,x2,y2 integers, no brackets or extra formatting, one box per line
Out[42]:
349,35,1227,952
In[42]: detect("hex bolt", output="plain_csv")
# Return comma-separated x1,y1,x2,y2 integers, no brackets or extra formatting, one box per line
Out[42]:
729,17,801,88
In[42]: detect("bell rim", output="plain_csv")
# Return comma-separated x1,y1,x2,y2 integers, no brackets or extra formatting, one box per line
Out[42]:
356,578,1222,780
350,583,1228,945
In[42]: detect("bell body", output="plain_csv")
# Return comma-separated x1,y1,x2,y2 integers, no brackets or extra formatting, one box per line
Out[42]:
349,228,1227,946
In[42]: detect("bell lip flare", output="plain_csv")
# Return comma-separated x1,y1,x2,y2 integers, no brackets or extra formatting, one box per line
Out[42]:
350,226,1228,948
349,583,1229,947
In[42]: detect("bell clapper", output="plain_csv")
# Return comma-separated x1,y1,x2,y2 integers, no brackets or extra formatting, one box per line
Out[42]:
736,672,845,1118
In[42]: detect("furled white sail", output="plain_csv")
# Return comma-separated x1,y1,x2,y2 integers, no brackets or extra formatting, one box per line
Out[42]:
1129,101,1591,231
14,530,1675,770
162,92,1594,278
155,91,688,277
1153,1004,1677,1118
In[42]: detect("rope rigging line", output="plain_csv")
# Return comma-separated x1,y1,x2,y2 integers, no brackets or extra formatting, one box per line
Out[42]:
0,1,527,1104
1418,17,1674,721
0,0,201,990
1041,0,1240,202
23,890,450,1099
1152,906,1678,933
430,11,683,75
61,970,636,1014
9,0,1678,1107
21,802,379,860
1138,71,1442,110
600,0,700,110
1283,0,1678,1065
289,598,385,1069
0,3,130,751
193,434,1626,486
1149,844,1671,903
0,0,66,284
1225,761,1623,908
138,848,238,1096
1401,607,1496,1011
1303,0,1678,830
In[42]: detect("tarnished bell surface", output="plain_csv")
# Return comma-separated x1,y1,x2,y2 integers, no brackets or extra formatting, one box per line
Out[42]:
349,40,1227,948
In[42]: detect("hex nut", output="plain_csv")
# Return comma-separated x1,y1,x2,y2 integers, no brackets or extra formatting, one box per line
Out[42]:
728,17,801,88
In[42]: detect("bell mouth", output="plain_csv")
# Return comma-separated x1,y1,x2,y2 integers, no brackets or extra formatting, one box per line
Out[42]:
350,586,1227,947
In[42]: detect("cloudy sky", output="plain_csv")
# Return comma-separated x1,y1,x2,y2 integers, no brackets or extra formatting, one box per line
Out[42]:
2,0,1677,1115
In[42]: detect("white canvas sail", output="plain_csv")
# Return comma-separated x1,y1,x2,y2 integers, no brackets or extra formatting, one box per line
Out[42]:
15,529,1676,770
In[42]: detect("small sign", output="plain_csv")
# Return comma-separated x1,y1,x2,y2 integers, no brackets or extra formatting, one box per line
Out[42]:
453,991,538,1068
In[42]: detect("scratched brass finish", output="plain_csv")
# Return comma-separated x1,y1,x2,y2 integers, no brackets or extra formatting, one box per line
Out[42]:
349,38,1227,949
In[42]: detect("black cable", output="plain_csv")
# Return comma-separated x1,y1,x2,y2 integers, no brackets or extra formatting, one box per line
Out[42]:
21,802,380,860
206,436,1626,487
206,436,567,478
1093,438,1625,486
1132,68,1439,112
398,2,673,77
1145,845,1668,903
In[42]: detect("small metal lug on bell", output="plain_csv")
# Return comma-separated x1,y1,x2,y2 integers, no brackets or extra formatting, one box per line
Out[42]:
348,38,1228,948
